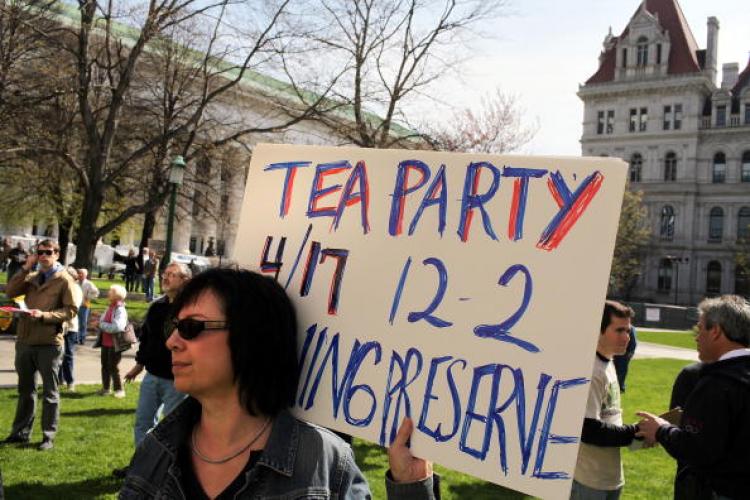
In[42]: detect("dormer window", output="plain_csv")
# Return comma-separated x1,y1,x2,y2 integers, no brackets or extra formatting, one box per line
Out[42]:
636,37,648,66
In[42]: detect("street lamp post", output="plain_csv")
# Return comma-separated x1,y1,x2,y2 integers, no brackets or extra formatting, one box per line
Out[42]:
164,155,186,266
665,255,689,305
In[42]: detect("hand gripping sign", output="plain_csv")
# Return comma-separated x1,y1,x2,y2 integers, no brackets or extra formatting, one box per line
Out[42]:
233,144,627,499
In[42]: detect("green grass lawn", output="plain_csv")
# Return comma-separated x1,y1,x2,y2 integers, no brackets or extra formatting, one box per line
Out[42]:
638,329,695,350
0,358,691,499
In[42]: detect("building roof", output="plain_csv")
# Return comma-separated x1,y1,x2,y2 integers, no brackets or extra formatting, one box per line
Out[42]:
732,56,750,95
586,0,702,84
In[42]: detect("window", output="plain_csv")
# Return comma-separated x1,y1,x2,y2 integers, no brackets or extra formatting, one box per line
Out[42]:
706,261,722,295
738,207,750,240
192,191,202,216
663,104,683,130
716,105,726,127
663,105,672,130
606,110,614,134
189,237,197,254
660,205,675,240
658,258,673,293
621,48,628,68
656,44,662,64
597,111,604,135
221,193,229,212
742,151,750,182
745,103,750,125
628,107,648,132
629,153,643,182
709,207,724,242
664,152,677,181
736,266,750,298
712,152,726,183
636,37,648,66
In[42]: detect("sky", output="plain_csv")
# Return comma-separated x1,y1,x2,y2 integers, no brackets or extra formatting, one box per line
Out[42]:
428,0,749,157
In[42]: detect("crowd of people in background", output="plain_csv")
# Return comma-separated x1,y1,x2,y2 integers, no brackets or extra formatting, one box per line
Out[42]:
1,238,748,499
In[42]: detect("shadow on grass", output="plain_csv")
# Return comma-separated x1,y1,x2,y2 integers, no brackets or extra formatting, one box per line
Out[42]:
62,408,133,417
448,482,529,499
5,477,121,500
352,440,388,473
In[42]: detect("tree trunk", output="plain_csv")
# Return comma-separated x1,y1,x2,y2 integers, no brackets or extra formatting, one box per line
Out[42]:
139,209,157,255
73,190,104,271
57,218,73,266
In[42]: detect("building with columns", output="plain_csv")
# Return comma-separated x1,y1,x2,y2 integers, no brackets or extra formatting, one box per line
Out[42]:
578,0,750,305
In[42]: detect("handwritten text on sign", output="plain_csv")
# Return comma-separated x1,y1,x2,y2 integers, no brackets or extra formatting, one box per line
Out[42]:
233,144,627,500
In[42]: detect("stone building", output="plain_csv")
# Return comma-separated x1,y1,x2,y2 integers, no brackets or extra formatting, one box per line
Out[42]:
578,0,750,305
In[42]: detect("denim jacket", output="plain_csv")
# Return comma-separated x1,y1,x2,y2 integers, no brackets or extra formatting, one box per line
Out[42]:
119,398,437,499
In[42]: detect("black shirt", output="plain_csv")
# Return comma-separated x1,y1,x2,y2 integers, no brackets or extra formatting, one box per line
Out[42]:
134,296,175,379
178,444,263,499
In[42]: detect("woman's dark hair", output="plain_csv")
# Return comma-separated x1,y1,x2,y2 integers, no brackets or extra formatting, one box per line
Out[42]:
171,267,299,416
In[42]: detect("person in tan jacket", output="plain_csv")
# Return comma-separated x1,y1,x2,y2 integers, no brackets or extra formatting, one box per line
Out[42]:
1,239,78,451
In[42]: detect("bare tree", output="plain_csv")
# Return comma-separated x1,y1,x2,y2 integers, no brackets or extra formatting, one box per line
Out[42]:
300,0,508,148
0,0,63,122
426,87,537,154
1,0,338,269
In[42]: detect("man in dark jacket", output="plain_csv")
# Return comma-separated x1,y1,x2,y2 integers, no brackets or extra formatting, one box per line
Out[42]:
113,262,191,477
637,295,750,499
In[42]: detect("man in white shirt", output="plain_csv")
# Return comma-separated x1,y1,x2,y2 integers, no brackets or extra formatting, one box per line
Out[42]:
571,300,640,500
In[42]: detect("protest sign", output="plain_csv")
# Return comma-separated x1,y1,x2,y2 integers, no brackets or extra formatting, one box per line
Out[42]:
233,144,627,499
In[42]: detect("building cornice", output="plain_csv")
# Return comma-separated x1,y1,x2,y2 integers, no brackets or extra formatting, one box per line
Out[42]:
578,74,713,99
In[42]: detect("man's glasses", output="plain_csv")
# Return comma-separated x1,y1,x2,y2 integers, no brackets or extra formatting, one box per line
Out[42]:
36,249,55,256
168,318,228,340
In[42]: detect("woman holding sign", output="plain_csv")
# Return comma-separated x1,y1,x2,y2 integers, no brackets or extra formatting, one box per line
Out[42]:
119,267,436,499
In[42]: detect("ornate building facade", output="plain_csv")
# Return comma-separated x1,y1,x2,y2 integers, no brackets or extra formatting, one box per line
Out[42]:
578,0,750,305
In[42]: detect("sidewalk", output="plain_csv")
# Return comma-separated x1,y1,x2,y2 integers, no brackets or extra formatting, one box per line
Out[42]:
634,341,699,362
1,334,699,389
0,334,143,389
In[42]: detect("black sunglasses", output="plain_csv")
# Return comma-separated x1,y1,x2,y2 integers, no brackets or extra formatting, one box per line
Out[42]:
36,249,56,256
168,318,228,340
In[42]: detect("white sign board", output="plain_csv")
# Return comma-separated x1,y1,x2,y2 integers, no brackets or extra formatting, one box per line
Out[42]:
646,307,661,322
233,144,627,499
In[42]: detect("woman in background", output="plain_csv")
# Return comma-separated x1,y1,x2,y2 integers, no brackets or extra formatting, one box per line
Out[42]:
97,284,128,398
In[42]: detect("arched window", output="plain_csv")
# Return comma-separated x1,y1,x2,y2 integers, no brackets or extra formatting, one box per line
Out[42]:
742,151,750,182
738,207,750,240
706,261,722,295
636,37,648,66
712,152,726,183
658,258,673,292
736,266,750,298
630,153,642,182
664,152,677,181
709,207,724,242
660,205,675,240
